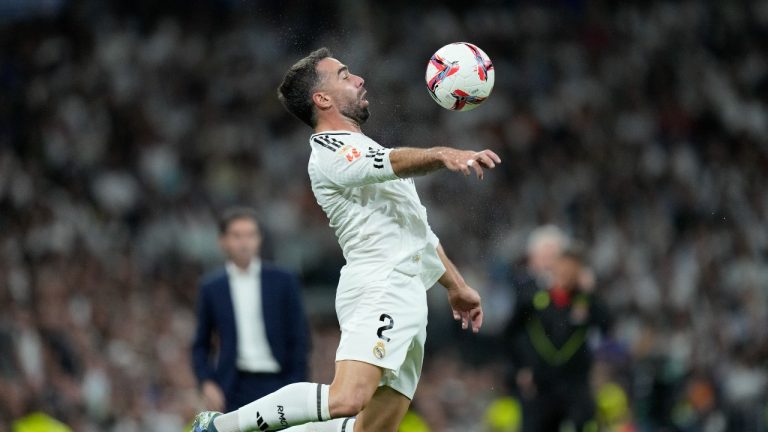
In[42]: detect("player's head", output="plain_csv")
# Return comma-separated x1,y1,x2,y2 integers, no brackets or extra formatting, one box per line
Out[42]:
218,207,262,267
526,225,569,278
278,47,369,128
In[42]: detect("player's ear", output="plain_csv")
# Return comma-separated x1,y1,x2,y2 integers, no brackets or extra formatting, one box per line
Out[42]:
312,91,332,110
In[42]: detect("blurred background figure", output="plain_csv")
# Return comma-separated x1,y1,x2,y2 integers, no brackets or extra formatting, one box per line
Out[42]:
504,236,612,432
525,225,570,288
192,207,309,411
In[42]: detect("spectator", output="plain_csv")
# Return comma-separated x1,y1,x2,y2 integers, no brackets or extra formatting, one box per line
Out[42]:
504,240,612,432
191,207,309,412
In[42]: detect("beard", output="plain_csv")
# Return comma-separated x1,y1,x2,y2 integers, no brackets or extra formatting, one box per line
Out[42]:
339,96,370,125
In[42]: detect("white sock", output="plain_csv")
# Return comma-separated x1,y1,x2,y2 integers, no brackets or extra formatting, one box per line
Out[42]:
215,382,331,432
284,418,355,432
213,411,239,432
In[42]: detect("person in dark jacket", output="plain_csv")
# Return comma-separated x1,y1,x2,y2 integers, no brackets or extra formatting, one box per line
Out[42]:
191,207,310,412
505,232,612,432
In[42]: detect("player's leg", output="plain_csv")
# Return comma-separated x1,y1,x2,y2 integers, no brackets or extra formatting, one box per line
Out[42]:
353,386,411,432
194,361,381,432
195,381,332,432
331,270,426,423
328,360,382,417
278,276,426,432
280,383,411,432
350,308,426,432
282,347,417,432
194,274,427,432
278,360,383,432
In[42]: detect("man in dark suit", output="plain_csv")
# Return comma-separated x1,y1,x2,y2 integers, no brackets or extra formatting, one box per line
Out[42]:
192,207,310,412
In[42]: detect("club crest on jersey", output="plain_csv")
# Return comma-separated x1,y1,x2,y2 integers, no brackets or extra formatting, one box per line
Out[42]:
373,341,386,359
339,145,361,162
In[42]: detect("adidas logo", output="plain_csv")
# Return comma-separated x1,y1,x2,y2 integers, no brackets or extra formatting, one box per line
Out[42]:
256,411,270,431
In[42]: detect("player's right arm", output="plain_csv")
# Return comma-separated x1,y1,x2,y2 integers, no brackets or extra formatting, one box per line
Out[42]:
435,243,484,333
391,147,501,179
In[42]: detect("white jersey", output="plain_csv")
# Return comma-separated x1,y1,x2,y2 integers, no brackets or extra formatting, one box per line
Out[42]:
307,131,446,290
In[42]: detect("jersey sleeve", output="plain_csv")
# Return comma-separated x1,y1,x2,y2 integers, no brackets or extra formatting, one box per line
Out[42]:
311,134,399,188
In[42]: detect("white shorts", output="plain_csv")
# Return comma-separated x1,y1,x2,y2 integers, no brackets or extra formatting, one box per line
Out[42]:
335,270,428,399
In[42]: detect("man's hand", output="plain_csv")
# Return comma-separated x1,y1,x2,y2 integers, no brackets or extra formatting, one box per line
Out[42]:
202,380,225,412
436,148,501,179
447,284,484,333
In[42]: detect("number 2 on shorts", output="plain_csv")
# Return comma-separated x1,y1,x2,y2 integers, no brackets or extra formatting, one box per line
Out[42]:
377,313,394,342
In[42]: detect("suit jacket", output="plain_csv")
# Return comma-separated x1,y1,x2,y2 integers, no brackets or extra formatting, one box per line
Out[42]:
191,262,309,399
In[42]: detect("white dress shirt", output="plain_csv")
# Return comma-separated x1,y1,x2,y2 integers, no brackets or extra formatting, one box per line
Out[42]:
226,259,281,373
307,131,446,290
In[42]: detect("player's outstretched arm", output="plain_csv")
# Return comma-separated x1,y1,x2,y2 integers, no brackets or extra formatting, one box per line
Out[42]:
435,243,484,333
390,147,501,179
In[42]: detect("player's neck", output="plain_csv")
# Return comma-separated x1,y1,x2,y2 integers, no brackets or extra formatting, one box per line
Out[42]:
314,115,362,134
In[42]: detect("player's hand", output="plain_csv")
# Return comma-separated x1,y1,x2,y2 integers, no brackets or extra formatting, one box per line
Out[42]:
202,380,225,412
437,148,501,180
447,284,484,333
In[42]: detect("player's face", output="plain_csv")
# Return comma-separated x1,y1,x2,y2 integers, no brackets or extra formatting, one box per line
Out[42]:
219,218,261,268
316,57,369,124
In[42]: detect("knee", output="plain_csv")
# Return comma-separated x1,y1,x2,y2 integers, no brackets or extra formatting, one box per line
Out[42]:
328,385,372,417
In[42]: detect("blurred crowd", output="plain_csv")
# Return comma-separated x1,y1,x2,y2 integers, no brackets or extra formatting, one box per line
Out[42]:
1,0,767,431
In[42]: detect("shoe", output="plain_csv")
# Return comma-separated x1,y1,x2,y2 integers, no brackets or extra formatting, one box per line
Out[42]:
191,411,222,432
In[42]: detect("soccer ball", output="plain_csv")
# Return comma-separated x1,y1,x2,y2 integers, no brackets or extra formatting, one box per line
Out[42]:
425,42,495,111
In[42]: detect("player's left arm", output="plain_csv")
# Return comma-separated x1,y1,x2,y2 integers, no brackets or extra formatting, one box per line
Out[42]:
391,146,501,179
436,243,484,333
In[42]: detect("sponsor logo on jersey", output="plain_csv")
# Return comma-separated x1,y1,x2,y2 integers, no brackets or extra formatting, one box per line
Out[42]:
339,145,362,162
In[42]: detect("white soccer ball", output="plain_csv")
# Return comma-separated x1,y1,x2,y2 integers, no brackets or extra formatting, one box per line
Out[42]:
425,42,495,111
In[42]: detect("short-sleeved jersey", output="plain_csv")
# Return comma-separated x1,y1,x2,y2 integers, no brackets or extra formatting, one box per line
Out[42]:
307,131,446,290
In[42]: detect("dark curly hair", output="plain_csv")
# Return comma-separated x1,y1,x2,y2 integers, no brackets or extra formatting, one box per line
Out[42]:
277,47,333,127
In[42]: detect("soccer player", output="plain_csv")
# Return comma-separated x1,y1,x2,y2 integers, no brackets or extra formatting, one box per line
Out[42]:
192,47,501,432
